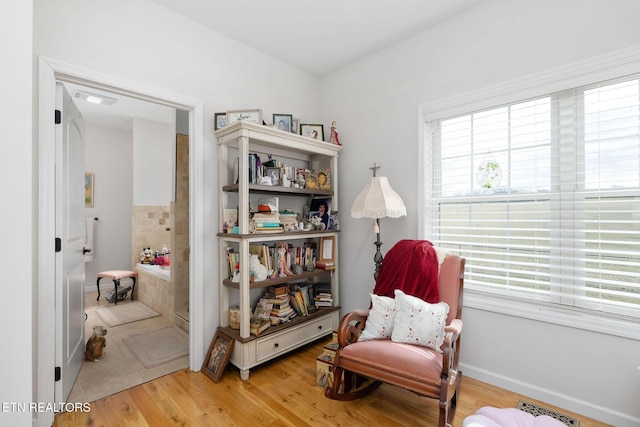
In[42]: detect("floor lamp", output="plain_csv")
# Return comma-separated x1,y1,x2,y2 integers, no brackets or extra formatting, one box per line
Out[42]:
351,163,407,280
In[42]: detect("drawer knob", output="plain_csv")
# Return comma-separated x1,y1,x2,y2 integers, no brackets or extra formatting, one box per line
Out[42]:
274,343,279,348
318,325,323,329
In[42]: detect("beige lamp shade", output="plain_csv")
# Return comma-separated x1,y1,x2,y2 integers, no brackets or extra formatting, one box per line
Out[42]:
351,176,407,219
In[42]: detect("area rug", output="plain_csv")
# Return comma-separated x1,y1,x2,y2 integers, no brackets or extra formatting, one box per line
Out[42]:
122,326,189,368
517,400,580,427
96,301,160,327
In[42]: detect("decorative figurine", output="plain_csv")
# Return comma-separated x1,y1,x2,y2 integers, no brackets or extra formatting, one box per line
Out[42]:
329,121,341,146
271,242,293,278
295,170,306,188
140,247,154,264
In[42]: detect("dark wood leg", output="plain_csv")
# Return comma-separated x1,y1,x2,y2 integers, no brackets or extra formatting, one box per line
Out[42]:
113,279,120,305
131,276,136,300
96,277,102,301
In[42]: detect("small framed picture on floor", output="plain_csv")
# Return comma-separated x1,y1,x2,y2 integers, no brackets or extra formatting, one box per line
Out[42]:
202,330,234,383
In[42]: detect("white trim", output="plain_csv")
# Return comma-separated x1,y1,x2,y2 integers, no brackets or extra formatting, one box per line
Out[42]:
37,57,205,427
420,44,640,122
461,363,639,427
465,293,640,341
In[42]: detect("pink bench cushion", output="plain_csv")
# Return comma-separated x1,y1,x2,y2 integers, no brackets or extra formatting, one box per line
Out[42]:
97,270,137,280
463,407,566,427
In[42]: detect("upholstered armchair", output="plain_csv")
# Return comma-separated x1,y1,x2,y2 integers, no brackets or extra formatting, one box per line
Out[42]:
325,240,465,427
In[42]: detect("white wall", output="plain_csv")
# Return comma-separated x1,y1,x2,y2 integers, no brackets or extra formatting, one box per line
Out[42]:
0,1,33,426
84,124,134,287
133,117,173,206
320,0,640,425
30,1,321,426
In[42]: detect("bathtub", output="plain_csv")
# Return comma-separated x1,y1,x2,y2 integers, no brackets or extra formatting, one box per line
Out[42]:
136,263,170,280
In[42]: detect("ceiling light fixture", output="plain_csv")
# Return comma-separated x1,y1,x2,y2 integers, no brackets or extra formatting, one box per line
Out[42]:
73,90,118,106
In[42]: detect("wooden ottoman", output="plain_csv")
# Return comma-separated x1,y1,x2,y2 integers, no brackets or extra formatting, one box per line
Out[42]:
96,270,137,305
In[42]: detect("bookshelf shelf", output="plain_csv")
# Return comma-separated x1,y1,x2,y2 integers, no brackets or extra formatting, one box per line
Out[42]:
216,121,342,381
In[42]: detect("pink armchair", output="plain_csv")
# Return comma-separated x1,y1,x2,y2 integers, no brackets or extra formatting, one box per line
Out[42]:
325,240,465,427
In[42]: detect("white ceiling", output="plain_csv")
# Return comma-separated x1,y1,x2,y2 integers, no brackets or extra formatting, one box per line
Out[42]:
69,0,485,130
150,0,485,77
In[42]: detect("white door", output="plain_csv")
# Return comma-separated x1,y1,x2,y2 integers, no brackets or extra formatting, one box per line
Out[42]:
54,83,86,402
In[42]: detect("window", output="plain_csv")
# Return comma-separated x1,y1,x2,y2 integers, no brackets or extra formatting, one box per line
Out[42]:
424,75,640,322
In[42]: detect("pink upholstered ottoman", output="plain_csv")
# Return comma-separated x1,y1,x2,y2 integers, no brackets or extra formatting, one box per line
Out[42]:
463,407,566,427
96,270,137,305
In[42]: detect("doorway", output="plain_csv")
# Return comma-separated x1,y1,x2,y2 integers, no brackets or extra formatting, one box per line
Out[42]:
64,82,190,402
37,57,205,426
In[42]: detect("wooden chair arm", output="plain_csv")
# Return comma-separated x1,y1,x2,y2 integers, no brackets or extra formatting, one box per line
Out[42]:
336,310,369,348
442,320,463,379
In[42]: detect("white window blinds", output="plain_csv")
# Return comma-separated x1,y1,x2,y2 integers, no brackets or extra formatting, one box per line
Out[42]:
425,75,640,320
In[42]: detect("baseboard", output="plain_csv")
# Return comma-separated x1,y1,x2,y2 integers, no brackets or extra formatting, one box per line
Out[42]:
460,363,638,427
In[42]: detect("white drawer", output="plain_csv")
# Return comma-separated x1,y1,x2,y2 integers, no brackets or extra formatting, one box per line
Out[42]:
256,315,333,362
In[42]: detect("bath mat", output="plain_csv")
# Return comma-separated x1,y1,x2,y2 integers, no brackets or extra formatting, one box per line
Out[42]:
96,301,160,327
517,400,580,427
122,326,189,368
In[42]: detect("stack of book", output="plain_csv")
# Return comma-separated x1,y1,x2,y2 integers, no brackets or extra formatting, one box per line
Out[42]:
260,285,296,323
252,212,282,234
279,210,298,232
289,283,314,316
314,281,333,309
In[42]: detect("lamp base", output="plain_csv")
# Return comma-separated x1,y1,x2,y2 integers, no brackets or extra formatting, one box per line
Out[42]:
373,219,383,280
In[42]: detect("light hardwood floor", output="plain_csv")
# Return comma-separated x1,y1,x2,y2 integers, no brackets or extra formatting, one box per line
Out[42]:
54,337,611,427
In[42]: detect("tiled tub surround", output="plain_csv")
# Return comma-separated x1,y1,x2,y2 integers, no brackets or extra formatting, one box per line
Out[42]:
135,263,173,321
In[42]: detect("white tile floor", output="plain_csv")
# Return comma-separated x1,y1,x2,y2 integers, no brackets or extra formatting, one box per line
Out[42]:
67,291,189,404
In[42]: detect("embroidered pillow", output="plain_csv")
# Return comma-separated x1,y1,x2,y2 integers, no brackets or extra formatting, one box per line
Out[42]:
359,294,396,340
390,289,449,351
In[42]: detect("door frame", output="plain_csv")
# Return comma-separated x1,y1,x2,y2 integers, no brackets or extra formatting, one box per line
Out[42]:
37,56,205,424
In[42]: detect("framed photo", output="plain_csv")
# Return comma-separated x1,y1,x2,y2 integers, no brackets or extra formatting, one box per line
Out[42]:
309,198,331,230
85,173,94,207
226,109,263,126
319,236,336,264
291,118,299,135
317,168,331,190
266,167,280,186
300,124,324,141
273,114,293,132
202,330,234,383
214,112,227,130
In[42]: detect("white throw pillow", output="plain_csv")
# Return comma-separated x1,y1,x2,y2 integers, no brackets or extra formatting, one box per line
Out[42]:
359,294,396,340
391,289,449,352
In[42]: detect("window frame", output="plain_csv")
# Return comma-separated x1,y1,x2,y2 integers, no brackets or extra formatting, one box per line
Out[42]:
418,46,640,341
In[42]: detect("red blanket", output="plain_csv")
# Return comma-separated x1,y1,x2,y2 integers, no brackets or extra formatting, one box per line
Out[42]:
373,239,440,303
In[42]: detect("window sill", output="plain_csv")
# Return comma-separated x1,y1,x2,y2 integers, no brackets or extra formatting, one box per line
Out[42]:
464,292,640,341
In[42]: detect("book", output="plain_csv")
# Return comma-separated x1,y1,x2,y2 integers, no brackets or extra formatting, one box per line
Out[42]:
254,227,284,234
288,292,303,316
315,261,336,270
269,284,289,296
250,318,270,336
290,290,307,316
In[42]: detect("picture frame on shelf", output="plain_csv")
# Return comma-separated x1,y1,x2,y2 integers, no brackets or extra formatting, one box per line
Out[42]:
226,109,263,126
265,167,280,186
202,330,234,383
300,124,324,141
317,168,331,190
291,118,299,135
214,112,227,130
319,236,336,263
273,114,293,132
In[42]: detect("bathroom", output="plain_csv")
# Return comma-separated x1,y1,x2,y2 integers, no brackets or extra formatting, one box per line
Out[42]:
82,92,190,331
